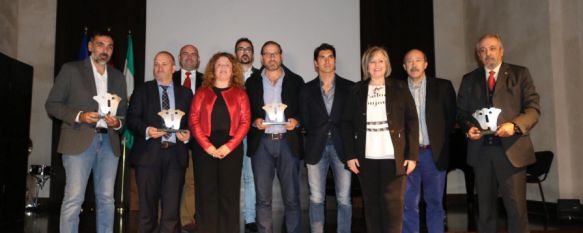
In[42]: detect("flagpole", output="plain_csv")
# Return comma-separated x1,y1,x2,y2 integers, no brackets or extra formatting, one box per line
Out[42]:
117,29,133,215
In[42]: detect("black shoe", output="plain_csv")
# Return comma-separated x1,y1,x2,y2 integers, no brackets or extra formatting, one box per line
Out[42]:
245,222,258,233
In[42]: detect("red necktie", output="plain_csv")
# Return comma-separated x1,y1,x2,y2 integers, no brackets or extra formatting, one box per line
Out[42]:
488,70,496,91
183,71,192,90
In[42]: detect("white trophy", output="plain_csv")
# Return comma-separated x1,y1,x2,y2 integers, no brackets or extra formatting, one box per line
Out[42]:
157,109,187,133
263,103,287,125
93,93,122,119
472,107,502,136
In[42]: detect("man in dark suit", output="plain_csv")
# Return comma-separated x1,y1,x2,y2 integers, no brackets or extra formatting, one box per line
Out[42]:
457,34,540,233
401,49,456,233
46,30,126,233
173,44,201,232
173,44,203,93
235,37,260,233
127,51,193,233
245,41,304,233
299,43,354,233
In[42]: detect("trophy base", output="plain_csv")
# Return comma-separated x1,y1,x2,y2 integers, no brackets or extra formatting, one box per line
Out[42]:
480,130,496,136
157,128,188,133
263,122,287,125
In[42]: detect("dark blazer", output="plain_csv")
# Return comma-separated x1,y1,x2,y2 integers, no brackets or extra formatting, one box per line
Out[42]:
173,70,203,92
407,77,457,170
127,80,193,167
342,78,419,175
245,65,305,157
457,63,540,167
299,75,354,164
46,58,127,156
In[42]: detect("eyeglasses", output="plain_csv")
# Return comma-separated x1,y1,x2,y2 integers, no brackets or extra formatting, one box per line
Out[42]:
236,47,253,53
262,52,280,58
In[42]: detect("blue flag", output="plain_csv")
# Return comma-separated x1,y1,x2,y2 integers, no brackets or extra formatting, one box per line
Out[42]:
78,31,88,60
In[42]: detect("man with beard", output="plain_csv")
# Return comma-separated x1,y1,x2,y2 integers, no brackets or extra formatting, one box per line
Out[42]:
234,37,259,233
173,44,202,232
401,49,456,233
245,41,305,233
46,30,127,233
127,51,193,233
457,34,540,233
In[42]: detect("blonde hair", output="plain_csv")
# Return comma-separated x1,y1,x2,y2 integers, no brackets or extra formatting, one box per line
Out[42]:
361,46,391,79
202,52,245,89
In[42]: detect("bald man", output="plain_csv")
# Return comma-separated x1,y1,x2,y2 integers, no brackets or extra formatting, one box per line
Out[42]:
127,51,193,233
173,44,203,231
401,49,456,233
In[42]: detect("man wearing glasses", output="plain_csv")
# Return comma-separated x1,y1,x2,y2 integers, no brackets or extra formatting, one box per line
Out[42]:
245,41,305,233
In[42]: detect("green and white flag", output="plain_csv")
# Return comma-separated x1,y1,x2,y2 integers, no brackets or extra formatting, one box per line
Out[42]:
123,34,135,149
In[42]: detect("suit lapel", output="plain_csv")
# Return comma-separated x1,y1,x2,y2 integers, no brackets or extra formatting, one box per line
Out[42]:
384,78,393,118
493,63,512,106
311,77,329,116
330,76,345,118
425,77,436,116
83,59,97,95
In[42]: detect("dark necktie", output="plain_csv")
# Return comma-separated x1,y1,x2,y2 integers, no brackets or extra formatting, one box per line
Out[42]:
161,85,170,110
161,85,170,139
184,71,192,91
488,70,496,91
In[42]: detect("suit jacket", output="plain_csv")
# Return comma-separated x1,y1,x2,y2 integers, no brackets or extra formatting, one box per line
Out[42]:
245,65,305,157
299,74,354,164
127,80,193,167
342,78,419,175
173,70,203,92
457,63,540,168
46,58,127,156
407,77,457,170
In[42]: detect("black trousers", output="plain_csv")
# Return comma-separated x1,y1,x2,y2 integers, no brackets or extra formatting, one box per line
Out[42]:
193,131,243,233
135,146,186,233
473,145,529,233
357,158,406,233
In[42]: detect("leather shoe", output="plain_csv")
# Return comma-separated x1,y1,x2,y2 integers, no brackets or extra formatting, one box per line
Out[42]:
245,222,258,233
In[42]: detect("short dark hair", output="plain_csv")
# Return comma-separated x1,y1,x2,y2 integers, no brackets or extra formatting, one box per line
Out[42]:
89,29,113,42
235,37,254,53
260,41,282,55
155,51,175,65
313,43,336,61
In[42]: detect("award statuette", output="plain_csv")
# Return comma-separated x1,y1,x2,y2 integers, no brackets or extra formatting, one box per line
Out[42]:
157,109,188,133
94,93,122,115
262,103,288,125
472,107,502,136
93,93,123,119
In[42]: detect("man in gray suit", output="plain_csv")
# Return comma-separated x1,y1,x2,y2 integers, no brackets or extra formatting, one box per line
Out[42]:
46,30,127,233
457,33,540,233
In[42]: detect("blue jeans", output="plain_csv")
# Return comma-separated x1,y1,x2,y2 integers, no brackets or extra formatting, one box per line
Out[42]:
242,137,256,224
60,134,119,233
251,136,301,233
403,148,446,233
306,141,352,233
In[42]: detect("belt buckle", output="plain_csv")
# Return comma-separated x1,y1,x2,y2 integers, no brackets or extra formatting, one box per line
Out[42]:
161,142,174,149
95,127,108,134
419,144,430,149
269,133,283,140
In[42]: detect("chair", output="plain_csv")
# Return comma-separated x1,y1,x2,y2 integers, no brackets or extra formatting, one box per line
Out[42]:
526,150,554,229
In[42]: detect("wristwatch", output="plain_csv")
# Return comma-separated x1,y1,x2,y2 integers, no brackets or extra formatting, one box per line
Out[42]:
512,122,522,134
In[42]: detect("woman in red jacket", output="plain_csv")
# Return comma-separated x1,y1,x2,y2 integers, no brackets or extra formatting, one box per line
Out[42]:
189,52,251,233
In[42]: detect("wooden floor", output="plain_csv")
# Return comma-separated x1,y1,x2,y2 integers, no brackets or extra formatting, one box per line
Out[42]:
15,196,583,233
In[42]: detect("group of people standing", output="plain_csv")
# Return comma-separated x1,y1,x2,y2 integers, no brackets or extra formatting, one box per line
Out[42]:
46,30,539,233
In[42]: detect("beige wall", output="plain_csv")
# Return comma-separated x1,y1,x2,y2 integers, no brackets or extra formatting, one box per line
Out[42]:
435,0,583,202
0,0,57,197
